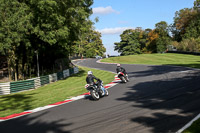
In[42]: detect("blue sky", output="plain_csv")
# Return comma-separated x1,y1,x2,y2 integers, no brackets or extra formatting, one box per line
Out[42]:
90,0,194,55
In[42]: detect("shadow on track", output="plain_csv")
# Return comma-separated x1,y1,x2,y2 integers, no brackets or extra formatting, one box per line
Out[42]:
0,112,72,133
117,66,200,132
128,65,192,78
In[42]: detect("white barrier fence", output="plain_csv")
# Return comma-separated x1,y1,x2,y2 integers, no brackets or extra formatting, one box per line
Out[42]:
0,82,10,95
0,67,79,95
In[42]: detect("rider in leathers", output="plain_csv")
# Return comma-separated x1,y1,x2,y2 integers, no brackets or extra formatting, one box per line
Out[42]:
116,64,129,80
86,71,105,94
116,64,127,75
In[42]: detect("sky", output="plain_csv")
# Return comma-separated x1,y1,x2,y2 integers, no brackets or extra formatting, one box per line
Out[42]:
90,0,195,56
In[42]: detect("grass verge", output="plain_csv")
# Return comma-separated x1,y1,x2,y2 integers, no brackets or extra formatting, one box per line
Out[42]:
183,118,200,133
0,66,115,117
103,53,200,69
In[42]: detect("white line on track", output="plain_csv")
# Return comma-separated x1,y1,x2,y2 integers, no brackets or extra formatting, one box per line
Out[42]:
176,113,200,133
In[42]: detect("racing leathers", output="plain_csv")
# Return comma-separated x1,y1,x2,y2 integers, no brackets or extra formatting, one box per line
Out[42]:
116,66,127,75
86,74,105,94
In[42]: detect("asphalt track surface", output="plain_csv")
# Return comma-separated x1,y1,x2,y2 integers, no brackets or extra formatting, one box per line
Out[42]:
1,58,200,133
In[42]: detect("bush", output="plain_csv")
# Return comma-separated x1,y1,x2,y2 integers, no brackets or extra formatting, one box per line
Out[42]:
172,38,200,52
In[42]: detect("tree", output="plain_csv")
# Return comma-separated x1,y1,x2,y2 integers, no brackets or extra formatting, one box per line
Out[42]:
154,21,171,53
0,0,94,80
170,0,200,52
84,30,106,57
194,0,200,10
73,19,93,57
172,8,198,40
114,29,143,55
146,30,159,53
0,0,33,80
183,0,200,39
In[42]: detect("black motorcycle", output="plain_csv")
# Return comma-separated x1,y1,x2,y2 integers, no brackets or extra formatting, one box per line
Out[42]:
85,80,108,100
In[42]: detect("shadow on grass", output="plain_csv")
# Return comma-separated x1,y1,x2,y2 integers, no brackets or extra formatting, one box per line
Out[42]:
0,112,72,133
0,68,88,117
70,69,86,78
117,66,200,132
0,93,35,116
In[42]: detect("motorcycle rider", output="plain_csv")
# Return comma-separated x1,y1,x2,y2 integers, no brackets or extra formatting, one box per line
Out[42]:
86,71,105,95
116,64,129,81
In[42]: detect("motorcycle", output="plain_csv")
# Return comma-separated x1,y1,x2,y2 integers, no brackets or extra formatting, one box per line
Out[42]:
117,72,129,83
85,80,109,100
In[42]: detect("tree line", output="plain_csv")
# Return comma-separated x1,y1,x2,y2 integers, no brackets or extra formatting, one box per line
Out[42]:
0,0,105,81
115,0,200,56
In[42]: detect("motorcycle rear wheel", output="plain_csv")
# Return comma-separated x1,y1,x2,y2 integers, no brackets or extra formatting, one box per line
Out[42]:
90,90,100,100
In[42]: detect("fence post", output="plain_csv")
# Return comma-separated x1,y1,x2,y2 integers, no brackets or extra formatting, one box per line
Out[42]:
32,77,41,89
63,69,70,78
69,68,74,75
74,67,79,74
49,73,57,83
0,82,10,95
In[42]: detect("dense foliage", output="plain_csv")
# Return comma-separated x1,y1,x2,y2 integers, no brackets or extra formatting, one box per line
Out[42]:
114,29,143,55
0,0,106,81
115,22,171,55
74,29,106,58
171,0,200,52
115,0,200,56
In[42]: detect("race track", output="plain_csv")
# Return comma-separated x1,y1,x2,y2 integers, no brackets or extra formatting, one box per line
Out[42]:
1,58,200,133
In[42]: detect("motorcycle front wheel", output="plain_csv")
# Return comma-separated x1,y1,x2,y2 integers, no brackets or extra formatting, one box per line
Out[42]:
104,89,109,96
90,90,100,100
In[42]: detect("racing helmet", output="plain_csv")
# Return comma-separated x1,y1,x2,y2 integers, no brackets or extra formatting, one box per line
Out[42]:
117,63,121,67
88,71,93,75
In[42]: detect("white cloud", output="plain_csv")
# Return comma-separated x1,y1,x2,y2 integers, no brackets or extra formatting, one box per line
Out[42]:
93,6,120,15
97,27,134,35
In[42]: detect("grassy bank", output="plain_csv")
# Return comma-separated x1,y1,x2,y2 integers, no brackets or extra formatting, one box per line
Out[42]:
0,66,115,117
103,53,200,69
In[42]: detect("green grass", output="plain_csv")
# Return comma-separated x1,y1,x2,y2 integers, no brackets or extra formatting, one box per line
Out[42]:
0,66,115,117
183,118,200,133
103,53,200,69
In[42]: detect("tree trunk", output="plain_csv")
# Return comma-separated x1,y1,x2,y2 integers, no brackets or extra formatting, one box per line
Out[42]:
7,59,12,81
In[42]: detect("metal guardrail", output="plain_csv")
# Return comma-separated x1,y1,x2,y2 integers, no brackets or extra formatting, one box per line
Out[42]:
10,80,34,93
40,75,50,86
0,67,79,95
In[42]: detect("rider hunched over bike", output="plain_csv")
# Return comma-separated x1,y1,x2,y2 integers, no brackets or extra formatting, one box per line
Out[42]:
86,71,105,95
116,64,129,81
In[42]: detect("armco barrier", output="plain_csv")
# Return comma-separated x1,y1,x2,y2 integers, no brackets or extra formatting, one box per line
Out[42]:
0,82,10,95
40,75,50,86
74,67,79,74
57,71,64,80
63,69,70,78
33,77,41,88
69,68,74,75
49,73,57,83
0,67,79,95
10,80,35,93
